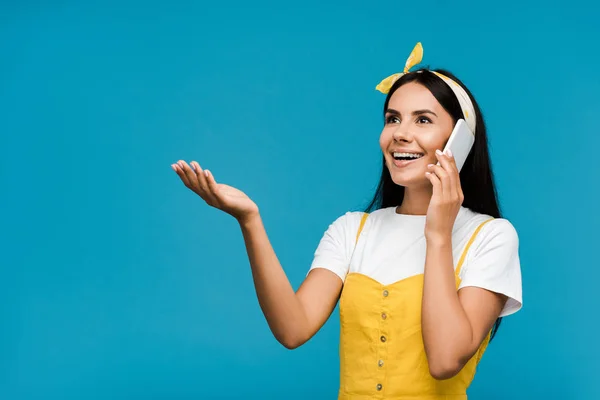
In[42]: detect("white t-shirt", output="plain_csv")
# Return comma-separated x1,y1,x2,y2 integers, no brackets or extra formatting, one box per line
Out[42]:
309,206,522,317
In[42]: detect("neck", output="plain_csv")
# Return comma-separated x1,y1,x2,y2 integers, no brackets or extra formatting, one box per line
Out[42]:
396,185,433,215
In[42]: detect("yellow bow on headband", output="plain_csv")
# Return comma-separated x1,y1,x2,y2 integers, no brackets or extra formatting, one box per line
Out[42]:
375,42,423,94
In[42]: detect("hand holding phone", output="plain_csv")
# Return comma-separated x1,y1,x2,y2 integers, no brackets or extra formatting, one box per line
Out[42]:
440,119,474,173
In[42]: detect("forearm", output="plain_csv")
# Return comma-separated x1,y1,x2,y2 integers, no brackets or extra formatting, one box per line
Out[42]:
239,214,308,348
422,236,474,376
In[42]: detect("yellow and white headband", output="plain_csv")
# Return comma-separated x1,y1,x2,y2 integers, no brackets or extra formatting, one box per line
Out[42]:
375,42,477,133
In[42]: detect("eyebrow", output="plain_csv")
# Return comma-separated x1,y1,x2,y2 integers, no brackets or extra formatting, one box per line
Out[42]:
385,108,438,117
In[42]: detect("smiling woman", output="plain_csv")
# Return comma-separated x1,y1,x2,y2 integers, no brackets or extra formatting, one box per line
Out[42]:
172,42,523,399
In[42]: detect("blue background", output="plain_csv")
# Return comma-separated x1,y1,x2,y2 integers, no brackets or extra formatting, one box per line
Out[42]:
2,1,598,399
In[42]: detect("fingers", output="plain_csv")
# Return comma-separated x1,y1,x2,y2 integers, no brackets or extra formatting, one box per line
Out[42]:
172,161,192,187
425,170,442,199
432,149,463,202
172,159,224,205
435,149,457,190
178,160,198,187
190,161,210,194
427,162,450,196
171,160,208,198
204,169,221,201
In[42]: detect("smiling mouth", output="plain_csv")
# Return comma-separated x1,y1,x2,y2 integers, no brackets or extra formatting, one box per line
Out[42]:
392,152,424,161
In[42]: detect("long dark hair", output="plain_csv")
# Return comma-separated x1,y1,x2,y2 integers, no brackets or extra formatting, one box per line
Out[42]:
365,68,503,341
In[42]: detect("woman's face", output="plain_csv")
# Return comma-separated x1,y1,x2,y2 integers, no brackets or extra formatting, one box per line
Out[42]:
379,81,455,188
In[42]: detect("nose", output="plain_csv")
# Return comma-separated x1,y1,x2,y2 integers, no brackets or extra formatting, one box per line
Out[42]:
392,126,412,143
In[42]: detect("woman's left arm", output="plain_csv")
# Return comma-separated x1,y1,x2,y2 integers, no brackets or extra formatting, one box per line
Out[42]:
422,150,508,380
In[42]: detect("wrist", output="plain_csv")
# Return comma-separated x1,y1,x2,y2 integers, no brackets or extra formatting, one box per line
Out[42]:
238,212,261,229
425,231,452,248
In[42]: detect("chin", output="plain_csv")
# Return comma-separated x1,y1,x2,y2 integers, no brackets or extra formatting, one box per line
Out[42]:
386,157,431,188
390,174,418,187
386,165,424,188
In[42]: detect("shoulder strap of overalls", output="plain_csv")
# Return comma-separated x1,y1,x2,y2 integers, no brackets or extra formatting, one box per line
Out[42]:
455,218,495,276
355,212,369,244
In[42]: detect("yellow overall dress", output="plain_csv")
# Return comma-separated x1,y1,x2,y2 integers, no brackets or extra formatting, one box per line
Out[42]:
338,213,493,399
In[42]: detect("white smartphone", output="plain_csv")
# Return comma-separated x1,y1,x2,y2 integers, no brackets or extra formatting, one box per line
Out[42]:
441,119,474,172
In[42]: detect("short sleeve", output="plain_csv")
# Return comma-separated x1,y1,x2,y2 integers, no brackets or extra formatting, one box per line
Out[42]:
308,211,364,282
458,218,523,317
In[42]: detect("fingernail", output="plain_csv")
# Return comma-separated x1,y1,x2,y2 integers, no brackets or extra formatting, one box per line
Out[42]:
425,172,431,176
436,149,443,156
446,149,453,157
191,164,196,171
204,170,209,177
427,164,434,168
171,164,176,171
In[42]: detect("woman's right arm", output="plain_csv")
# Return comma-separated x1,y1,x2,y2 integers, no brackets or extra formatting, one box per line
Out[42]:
173,160,342,349
239,214,342,349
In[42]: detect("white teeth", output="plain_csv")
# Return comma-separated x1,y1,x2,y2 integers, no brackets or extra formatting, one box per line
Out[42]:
393,152,423,159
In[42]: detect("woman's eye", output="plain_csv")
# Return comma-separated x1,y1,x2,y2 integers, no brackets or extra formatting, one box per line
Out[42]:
386,115,400,124
417,116,432,124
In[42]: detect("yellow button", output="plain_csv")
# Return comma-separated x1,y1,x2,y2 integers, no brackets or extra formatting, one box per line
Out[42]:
380,335,386,343
376,383,383,391
378,359,384,367
382,290,389,297
381,313,387,320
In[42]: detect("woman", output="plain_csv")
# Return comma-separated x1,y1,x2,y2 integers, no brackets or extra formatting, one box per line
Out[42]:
172,42,522,399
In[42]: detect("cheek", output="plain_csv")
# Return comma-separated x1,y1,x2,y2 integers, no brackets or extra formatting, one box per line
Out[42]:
417,130,449,154
379,129,391,151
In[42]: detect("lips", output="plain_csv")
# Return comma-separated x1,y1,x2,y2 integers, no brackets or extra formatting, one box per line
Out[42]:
391,157,422,168
389,150,425,169
392,151,424,160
